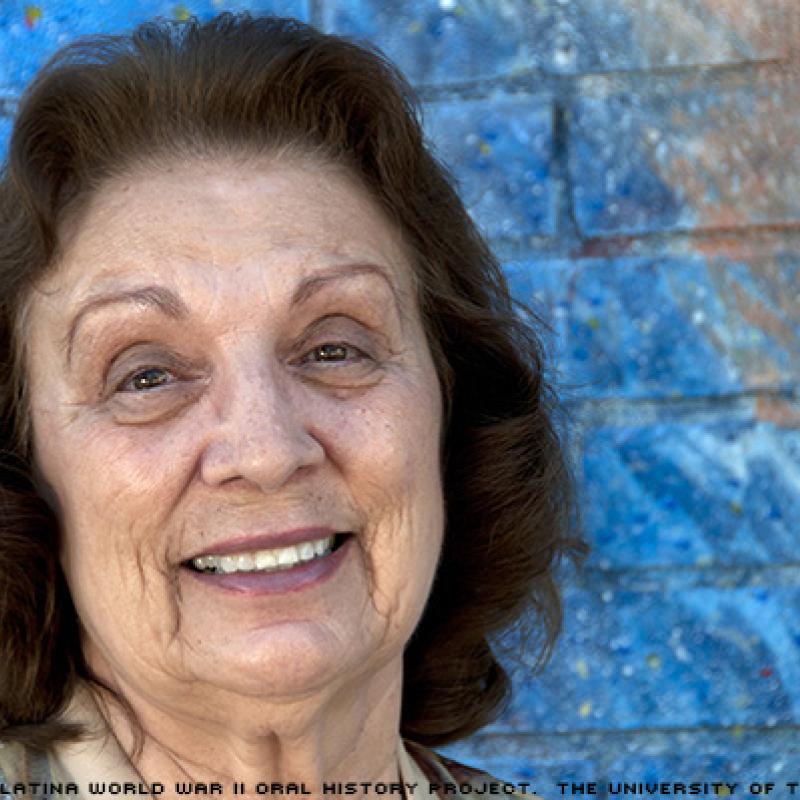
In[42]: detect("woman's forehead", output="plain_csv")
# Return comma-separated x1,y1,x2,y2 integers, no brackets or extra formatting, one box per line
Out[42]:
40,154,417,307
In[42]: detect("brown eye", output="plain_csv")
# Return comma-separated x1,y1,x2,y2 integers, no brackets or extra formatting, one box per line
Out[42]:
123,367,172,392
295,341,378,385
312,343,355,362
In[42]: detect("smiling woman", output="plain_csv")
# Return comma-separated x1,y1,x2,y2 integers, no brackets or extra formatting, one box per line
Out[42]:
29,155,444,715
0,12,587,796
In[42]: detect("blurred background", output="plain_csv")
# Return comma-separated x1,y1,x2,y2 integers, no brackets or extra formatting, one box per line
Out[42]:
1,0,799,793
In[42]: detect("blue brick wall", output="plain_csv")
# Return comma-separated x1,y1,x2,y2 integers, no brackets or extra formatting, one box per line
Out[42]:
1,0,798,793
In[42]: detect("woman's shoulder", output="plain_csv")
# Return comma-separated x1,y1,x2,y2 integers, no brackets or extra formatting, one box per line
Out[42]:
404,739,544,799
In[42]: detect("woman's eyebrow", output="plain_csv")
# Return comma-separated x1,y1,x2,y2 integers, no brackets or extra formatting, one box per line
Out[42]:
290,262,402,311
63,262,403,365
63,285,188,365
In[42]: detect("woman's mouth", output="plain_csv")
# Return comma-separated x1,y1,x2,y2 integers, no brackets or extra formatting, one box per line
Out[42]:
181,533,353,594
190,534,339,574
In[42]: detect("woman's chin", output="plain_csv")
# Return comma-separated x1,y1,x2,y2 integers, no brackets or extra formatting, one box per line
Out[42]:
179,619,377,703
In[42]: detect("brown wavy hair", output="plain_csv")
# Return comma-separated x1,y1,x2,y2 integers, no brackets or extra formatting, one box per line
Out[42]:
0,13,588,749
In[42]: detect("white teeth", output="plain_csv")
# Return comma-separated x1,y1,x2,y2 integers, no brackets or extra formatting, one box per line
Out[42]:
299,542,315,560
255,550,278,570
191,535,337,575
220,555,238,574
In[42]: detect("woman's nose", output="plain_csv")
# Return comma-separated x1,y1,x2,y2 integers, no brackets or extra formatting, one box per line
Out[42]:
199,356,326,492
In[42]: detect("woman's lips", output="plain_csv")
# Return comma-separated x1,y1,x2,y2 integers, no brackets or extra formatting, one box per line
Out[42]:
181,534,353,595
187,526,341,559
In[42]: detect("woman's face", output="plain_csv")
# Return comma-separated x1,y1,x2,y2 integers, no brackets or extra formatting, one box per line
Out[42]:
26,156,444,711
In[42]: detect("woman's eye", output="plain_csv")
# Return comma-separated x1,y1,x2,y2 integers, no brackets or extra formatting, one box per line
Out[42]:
293,340,380,386
119,367,173,392
306,343,366,364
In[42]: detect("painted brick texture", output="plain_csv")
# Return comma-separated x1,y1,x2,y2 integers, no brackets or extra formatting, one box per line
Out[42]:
570,68,800,235
424,95,556,238
0,0,309,93
509,254,800,400
0,0,798,789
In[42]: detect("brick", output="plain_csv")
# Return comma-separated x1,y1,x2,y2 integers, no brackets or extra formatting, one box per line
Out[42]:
439,746,595,785
423,94,556,240
581,418,800,569
605,743,794,787
445,728,800,788
505,254,800,400
493,578,800,733
555,0,791,75
323,1,791,82
0,0,309,94
322,0,556,86
570,67,800,235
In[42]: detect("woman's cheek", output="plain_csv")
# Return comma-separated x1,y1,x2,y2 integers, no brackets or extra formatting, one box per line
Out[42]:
54,422,184,573
79,406,200,498
359,386,443,579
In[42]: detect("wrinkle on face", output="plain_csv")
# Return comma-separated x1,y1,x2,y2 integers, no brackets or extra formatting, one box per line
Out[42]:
25,153,444,739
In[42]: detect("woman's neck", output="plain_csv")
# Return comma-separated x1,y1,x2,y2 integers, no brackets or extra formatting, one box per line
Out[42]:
75,658,406,799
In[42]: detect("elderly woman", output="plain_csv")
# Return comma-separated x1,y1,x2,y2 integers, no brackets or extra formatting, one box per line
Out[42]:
0,13,587,794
